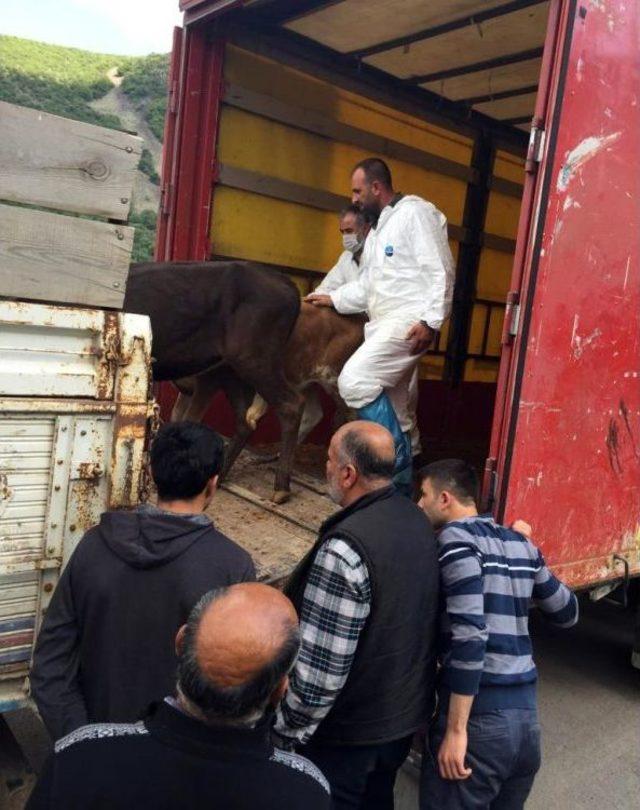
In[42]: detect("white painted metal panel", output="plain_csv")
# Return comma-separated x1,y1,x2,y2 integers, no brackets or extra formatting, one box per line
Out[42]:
0,416,59,681
0,301,112,398
0,309,152,708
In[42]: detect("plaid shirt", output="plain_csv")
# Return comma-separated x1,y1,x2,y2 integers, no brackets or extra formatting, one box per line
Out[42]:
275,537,371,747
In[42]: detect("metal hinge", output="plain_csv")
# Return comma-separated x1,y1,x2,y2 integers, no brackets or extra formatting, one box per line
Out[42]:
502,291,521,344
482,457,498,512
508,304,521,337
525,123,546,173
160,183,173,216
169,79,179,114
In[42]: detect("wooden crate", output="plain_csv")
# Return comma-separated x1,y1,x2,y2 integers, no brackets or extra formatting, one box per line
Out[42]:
0,101,142,309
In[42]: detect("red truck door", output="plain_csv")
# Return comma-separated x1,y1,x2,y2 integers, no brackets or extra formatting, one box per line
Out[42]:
488,0,640,588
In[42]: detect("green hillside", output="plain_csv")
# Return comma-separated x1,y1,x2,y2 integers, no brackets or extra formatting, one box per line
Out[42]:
0,35,129,128
121,52,170,141
0,36,170,261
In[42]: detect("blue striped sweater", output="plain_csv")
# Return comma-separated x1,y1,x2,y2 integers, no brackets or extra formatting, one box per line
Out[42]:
437,515,578,712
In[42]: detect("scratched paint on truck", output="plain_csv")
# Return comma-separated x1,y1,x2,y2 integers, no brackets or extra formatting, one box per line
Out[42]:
0,305,153,706
499,1,640,586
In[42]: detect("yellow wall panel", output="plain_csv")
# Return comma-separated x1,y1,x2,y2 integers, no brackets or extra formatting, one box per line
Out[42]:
419,355,445,381
218,107,468,225
467,303,488,355
477,249,514,302
464,359,499,383
211,186,341,272
484,191,521,240
224,45,473,167
494,150,526,184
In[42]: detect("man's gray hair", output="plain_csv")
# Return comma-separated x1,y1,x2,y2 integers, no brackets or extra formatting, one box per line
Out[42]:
337,428,395,481
177,589,300,726
340,203,368,225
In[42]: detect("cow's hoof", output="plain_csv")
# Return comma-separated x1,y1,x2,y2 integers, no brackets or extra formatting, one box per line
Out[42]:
272,490,291,505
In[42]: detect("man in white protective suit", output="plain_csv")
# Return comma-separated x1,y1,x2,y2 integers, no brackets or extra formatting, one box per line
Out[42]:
313,204,423,459
306,157,455,493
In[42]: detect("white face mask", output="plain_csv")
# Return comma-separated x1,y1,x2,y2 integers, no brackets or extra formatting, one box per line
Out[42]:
342,233,363,254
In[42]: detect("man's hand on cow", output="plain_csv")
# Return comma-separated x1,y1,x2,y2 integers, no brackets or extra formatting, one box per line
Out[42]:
406,321,435,355
304,293,335,308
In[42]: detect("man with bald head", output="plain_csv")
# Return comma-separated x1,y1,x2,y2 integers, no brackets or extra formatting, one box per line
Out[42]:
275,422,439,809
28,584,331,810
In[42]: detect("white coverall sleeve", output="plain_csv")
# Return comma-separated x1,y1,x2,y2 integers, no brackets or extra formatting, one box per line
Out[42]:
315,253,349,294
329,265,370,314
412,206,455,330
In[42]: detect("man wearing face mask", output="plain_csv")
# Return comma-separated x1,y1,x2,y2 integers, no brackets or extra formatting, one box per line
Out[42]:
314,205,370,294
306,158,455,494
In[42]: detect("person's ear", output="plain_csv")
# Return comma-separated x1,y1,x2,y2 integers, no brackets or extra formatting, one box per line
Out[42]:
269,674,289,708
204,475,219,501
175,624,187,657
440,490,453,509
343,463,358,490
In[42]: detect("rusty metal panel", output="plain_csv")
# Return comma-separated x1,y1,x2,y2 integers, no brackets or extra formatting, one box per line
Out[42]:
0,415,61,686
0,310,153,707
496,1,640,588
0,302,117,400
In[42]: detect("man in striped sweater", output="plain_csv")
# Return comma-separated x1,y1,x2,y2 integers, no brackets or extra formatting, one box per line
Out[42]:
417,459,578,809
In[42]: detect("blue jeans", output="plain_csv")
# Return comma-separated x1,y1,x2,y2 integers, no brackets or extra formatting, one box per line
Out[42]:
305,735,413,810
420,709,541,810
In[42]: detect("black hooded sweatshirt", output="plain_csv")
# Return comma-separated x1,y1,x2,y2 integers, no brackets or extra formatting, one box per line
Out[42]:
30,506,255,741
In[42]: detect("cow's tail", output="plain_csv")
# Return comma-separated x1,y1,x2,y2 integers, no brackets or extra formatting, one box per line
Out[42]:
246,394,269,430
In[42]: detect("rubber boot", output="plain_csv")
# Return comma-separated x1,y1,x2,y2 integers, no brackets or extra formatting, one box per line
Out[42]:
358,392,413,497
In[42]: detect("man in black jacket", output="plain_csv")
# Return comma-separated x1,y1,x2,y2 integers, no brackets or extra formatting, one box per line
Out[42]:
274,421,439,809
27,583,331,809
30,421,255,741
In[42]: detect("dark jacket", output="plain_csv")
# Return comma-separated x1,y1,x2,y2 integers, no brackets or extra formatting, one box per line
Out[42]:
287,486,439,745
27,700,331,810
30,506,255,740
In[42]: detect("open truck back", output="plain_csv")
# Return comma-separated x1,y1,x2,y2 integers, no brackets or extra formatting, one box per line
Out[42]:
158,0,639,598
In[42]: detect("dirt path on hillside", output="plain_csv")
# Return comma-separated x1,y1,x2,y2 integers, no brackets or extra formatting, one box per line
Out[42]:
90,67,162,212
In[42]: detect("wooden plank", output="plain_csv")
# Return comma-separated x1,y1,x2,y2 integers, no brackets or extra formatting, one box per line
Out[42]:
285,0,507,56
0,102,142,219
349,0,548,58
224,83,476,183
217,163,474,245
0,204,133,308
367,4,549,82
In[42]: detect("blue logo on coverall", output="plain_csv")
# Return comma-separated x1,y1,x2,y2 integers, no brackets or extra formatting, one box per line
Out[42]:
385,245,394,256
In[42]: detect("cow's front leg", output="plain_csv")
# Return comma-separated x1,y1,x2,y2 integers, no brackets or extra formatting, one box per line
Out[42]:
272,394,304,504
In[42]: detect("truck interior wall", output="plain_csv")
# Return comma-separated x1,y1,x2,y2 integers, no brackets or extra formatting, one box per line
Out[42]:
160,41,526,467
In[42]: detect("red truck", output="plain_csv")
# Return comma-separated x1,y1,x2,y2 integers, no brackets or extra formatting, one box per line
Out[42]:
157,0,639,655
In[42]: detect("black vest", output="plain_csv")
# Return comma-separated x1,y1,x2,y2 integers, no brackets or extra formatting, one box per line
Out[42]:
286,486,439,746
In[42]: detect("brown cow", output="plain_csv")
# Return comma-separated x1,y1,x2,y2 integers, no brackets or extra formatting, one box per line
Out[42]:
123,261,305,497
172,303,366,503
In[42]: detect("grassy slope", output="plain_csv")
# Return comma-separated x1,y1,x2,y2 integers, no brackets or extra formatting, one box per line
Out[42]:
0,36,169,261
0,35,129,128
120,52,170,141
